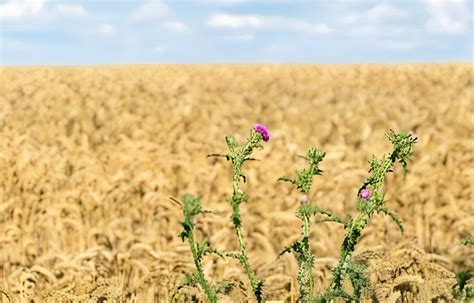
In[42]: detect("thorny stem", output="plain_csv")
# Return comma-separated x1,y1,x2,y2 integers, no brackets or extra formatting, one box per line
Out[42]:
235,213,260,295
232,177,262,300
187,226,217,303
178,194,219,302
325,131,417,300
217,129,266,302
330,164,389,291
299,213,315,301
278,148,326,302
329,212,368,293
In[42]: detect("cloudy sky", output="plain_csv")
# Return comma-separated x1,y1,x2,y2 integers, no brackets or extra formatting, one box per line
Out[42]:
1,0,472,65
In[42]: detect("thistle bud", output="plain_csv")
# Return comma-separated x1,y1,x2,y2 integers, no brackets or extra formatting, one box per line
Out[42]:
359,188,371,201
300,194,308,204
254,123,270,142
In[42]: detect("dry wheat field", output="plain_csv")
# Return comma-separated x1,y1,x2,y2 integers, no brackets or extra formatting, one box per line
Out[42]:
0,64,473,302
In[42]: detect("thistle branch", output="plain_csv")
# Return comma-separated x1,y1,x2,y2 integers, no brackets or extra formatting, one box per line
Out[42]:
279,147,326,302
177,194,218,303
213,125,270,302
320,130,417,302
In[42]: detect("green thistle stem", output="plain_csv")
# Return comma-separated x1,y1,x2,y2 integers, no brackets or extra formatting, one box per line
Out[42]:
187,227,217,303
235,220,260,293
329,212,368,292
278,148,326,302
232,177,264,302
330,158,397,292
178,194,218,302
298,213,315,301
325,130,416,300
220,129,265,302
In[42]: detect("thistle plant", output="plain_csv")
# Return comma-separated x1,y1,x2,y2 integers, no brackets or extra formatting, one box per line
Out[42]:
462,237,474,246
453,239,474,301
278,148,328,302
453,269,474,302
175,194,219,302
208,124,270,302
319,130,417,302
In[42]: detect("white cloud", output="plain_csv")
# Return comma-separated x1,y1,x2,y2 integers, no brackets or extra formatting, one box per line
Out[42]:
162,21,190,33
349,25,409,36
424,0,470,34
129,1,170,23
209,14,261,28
208,13,331,34
193,0,249,7
99,24,115,35
54,4,86,17
226,33,254,42
344,3,407,24
342,3,411,38
0,0,46,19
368,4,407,19
214,0,249,3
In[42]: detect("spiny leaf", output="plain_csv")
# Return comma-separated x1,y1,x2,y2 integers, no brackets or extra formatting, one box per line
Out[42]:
279,241,299,256
215,281,235,294
380,208,404,234
207,153,229,160
317,216,347,227
277,176,296,184
347,261,371,302
254,280,265,303
462,238,474,246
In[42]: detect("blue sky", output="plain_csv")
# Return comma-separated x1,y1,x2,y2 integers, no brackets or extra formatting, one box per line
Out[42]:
1,0,472,65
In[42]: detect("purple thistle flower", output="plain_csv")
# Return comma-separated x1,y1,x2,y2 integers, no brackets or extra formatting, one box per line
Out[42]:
300,194,308,204
254,123,270,142
359,188,371,201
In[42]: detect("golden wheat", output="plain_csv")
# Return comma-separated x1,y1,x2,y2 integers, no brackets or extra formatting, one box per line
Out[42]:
0,64,472,302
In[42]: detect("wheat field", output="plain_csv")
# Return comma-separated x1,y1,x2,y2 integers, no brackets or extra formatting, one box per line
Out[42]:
0,64,472,302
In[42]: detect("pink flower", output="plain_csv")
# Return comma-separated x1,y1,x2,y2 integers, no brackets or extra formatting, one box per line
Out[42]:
359,188,371,201
254,123,270,142
300,194,308,204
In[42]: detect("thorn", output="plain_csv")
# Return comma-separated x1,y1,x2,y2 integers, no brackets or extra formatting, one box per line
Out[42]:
169,196,182,206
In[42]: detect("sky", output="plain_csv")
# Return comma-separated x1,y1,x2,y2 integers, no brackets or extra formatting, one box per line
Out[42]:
0,0,472,65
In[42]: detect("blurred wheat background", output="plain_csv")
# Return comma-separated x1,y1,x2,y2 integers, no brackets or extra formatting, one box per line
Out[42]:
0,64,472,302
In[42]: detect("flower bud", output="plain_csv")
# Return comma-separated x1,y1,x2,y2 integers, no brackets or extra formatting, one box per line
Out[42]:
300,194,308,204
254,123,270,142
359,188,371,201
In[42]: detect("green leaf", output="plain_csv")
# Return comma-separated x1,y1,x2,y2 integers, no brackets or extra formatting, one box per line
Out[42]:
207,153,228,159
317,216,347,227
277,176,296,184
279,242,297,256
215,281,235,294
225,135,237,151
380,208,404,234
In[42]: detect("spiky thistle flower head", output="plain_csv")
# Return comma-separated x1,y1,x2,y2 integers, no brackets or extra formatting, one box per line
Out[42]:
359,188,371,201
300,194,309,204
254,123,270,142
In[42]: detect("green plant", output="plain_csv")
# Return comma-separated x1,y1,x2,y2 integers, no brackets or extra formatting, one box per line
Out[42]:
175,194,219,302
453,269,474,302
453,239,473,301
318,130,417,302
208,124,270,302
462,237,474,246
176,127,417,302
278,147,330,302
